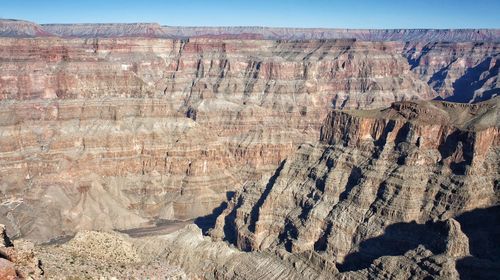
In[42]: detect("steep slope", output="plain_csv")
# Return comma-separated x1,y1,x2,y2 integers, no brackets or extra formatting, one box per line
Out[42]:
404,42,499,102
212,98,499,277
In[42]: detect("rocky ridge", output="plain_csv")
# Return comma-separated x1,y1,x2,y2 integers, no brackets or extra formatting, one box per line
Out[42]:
0,224,43,279
2,19,500,42
0,99,497,279
211,98,499,278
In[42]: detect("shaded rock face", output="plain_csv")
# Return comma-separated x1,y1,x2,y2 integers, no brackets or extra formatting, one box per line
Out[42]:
211,99,499,277
403,42,499,102
0,37,438,242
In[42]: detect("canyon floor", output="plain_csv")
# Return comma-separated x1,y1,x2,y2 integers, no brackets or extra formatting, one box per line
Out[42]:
0,19,499,279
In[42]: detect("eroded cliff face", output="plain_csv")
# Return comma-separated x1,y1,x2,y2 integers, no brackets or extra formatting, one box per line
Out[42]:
404,42,499,102
0,21,498,278
0,37,439,242
211,98,499,277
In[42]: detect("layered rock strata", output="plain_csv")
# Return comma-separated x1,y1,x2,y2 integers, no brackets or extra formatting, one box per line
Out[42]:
0,37,437,242
212,98,499,277
404,42,499,102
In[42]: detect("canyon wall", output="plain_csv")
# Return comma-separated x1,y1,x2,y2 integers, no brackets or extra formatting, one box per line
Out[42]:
0,19,498,279
0,20,498,247
211,98,499,277
403,42,499,102
0,37,436,241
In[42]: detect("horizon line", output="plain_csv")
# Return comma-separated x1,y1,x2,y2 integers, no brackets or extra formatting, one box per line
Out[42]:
2,18,499,31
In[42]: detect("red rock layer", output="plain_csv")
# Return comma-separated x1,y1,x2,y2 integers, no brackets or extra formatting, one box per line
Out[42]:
212,99,499,269
0,37,439,241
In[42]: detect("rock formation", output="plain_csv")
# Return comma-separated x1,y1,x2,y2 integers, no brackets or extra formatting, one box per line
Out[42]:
0,18,498,279
211,98,499,278
0,224,44,279
36,229,187,279
0,35,439,241
403,41,499,102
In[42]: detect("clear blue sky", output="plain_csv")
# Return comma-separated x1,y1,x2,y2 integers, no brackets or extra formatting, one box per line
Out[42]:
1,0,499,29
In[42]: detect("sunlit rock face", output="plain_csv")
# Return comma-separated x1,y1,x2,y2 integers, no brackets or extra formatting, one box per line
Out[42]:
212,98,499,276
0,36,438,242
0,19,498,279
0,21,498,246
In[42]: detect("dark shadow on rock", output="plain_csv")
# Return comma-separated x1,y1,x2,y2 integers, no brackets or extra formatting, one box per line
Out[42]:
437,130,474,175
338,220,448,272
248,160,286,232
222,194,243,246
339,166,362,201
405,43,434,70
456,205,500,260
278,218,300,252
374,120,396,148
194,191,235,235
455,206,500,280
445,57,498,103
371,119,396,159
394,122,413,165
472,87,500,103
314,222,332,251
455,257,500,280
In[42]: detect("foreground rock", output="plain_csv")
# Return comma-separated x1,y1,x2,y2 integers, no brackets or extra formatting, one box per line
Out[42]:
34,218,496,279
0,224,43,279
36,229,187,279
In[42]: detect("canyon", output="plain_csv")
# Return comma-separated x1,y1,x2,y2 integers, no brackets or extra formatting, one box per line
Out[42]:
0,19,498,279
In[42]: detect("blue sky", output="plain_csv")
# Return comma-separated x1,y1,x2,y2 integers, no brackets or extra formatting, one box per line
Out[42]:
1,0,499,28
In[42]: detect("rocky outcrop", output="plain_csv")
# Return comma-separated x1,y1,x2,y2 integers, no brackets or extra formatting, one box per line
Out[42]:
212,98,499,277
36,229,188,279
0,19,53,38
0,224,44,279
